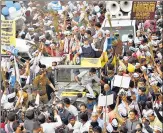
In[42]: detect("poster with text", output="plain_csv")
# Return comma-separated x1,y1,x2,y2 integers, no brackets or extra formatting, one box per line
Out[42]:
131,1,156,20
1,20,16,54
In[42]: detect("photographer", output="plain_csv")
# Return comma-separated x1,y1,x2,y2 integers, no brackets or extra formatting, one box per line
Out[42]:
144,109,162,133
57,102,72,125
5,112,16,133
38,109,62,133
153,92,163,123
24,109,40,132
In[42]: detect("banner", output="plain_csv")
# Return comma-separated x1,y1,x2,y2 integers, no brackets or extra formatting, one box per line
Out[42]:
131,1,156,20
81,58,101,68
1,20,16,54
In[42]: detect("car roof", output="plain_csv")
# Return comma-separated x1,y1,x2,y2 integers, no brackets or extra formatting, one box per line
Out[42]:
16,38,31,53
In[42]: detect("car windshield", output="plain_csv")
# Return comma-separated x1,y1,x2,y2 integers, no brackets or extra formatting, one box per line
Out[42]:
102,26,134,41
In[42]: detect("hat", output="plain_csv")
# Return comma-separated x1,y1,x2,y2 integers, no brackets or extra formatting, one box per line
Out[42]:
120,109,128,117
91,112,98,117
33,23,40,27
32,7,36,10
80,26,85,30
111,118,118,127
72,26,78,31
86,93,95,99
105,30,110,34
146,109,154,116
39,35,45,40
141,66,147,71
28,28,34,31
133,73,139,78
45,40,51,45
123,56,129,61
139,45,144,50
28,2,32,6
106,123,113,132
129,47,139,52
50,44,55,47
128,39,133,43
7,92,16,99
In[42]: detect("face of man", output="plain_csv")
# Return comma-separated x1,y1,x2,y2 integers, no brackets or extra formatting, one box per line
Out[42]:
104,84,110,92
96,106,103,113
70,119,75,126
91,115,98,122
129,112,136,120
148,114,155,122
84,40,89,45
80,106,87,113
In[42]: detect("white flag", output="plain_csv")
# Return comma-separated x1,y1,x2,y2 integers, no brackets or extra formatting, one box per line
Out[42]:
35,94,40,105
14,56,21,86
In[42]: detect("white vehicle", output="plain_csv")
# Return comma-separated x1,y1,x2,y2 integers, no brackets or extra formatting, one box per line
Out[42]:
102,19,136,42
102,1,136,42
1,38,65,67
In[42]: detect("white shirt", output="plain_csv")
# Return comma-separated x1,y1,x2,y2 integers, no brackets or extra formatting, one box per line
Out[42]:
66,105,78,117
80,71,101,86
1,94,8,106
67,121,81,133
41,115,62,133
80,121,90,133
89,118,104,129
118,101,128,116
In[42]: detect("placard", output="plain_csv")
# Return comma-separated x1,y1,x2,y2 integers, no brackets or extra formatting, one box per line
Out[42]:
131,1,156,20
98,94,114,106
1,20,16,54
113,75,131,88
81,58,101,67
81,52,108,68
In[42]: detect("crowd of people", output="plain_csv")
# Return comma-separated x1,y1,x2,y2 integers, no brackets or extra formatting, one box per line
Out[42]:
0,1,163,133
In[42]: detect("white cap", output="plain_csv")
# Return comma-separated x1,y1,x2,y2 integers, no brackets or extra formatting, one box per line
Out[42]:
151,36,158,40
136,30,140,33
45,40,51,45
72,26,78,31
123,56,129,61
28,2,32,6
135,63,140,66
33,23,40,27
111,118,118,127
28,28,34,31
44,21,52,26
91,112,98,116
86,93,95,99
133,73,139,78
50,44,55,47
7,92,16,99
141,66,147,71
146,51,151,57
39,35,45,40
106,123,113,132
120,109,128,117
32,7,36,10
118,66,124,72
139,45,144,50
105,30,110,34
146,109,154,116
128,38,133,43
80,26,85,30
